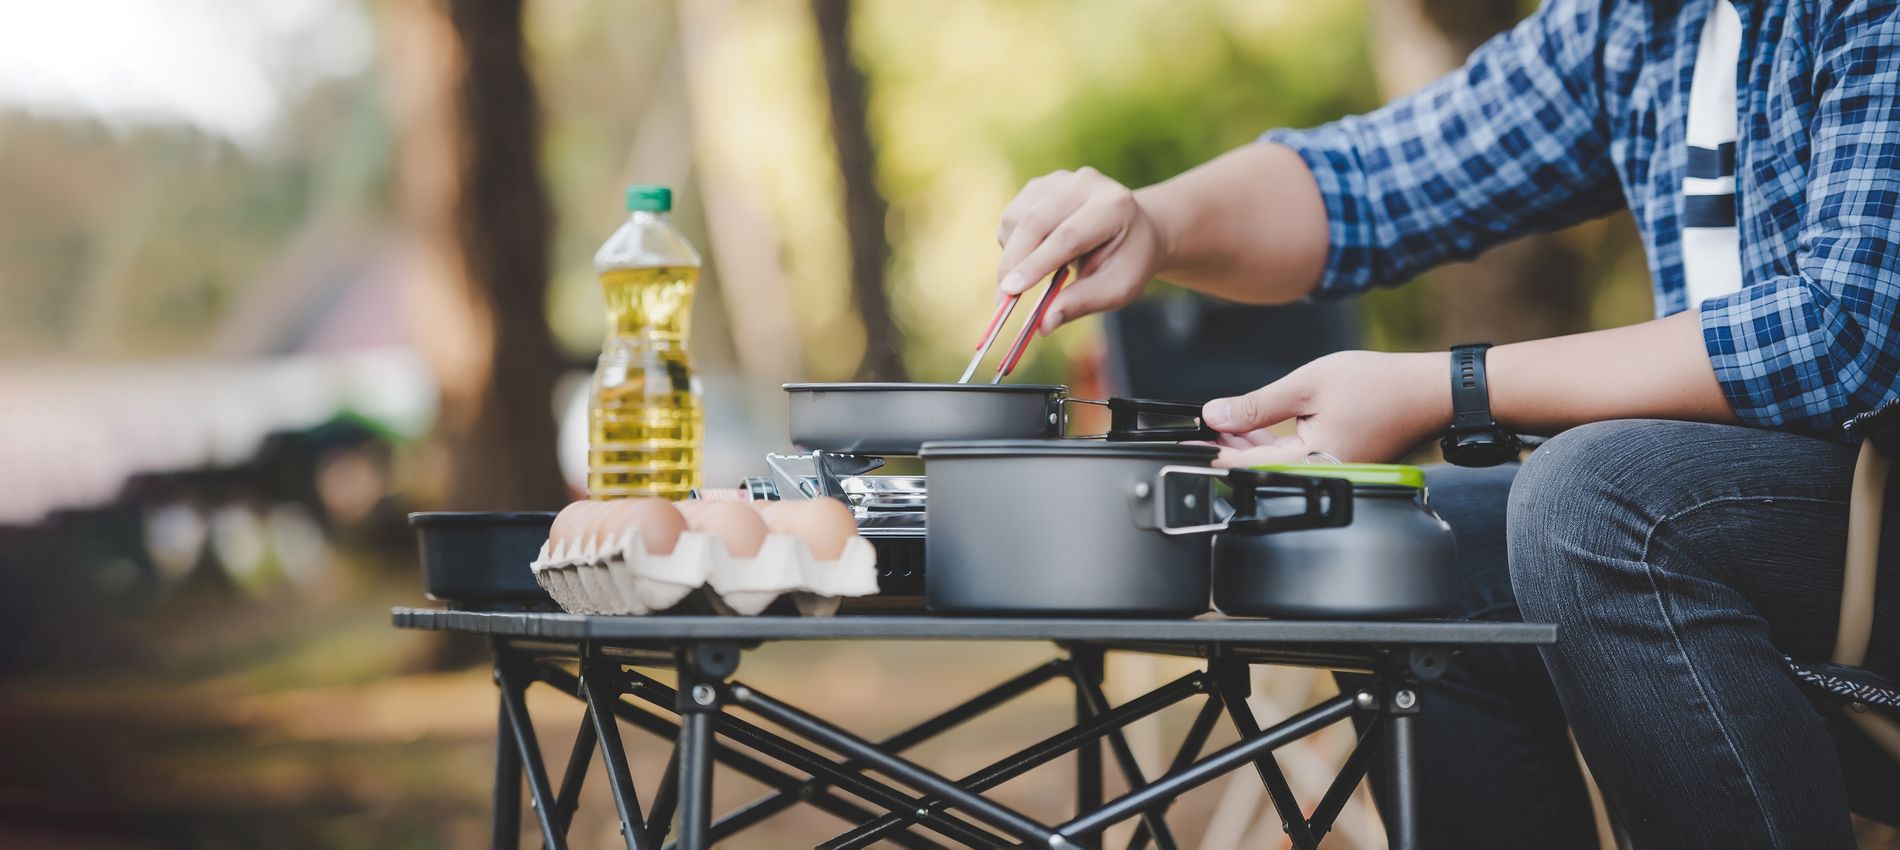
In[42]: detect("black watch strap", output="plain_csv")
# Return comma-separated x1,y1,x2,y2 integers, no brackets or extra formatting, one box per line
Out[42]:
1441,342,1522,467
1450,343,1497,432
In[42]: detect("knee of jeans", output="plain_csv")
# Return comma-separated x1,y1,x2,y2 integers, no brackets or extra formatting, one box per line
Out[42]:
1505,421,1647,619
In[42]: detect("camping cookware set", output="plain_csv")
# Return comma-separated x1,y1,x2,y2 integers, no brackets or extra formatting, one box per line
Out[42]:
419,269,1460,619
778,269,1457,619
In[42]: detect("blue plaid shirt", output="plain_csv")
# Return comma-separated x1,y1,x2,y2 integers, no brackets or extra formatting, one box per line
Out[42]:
1262,0,1900,437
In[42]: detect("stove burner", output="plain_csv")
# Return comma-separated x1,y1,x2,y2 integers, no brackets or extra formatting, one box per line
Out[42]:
761,450,927,598
765,451,926,515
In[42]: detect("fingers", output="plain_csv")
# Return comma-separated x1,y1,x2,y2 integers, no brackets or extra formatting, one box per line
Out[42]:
996,175,1092,294
1214,427,1280,450
1203,381,1305,434
1038,233,1142,333
996,170,1067,246
997,167,1132,296
1212,439,1308,469
998,193,1108,296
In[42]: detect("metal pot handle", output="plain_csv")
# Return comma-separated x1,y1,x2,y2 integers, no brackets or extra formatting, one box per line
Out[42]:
1142,466,1233,535
1069,397,1219,441
1224,468,1354,533
1141,466,1353,536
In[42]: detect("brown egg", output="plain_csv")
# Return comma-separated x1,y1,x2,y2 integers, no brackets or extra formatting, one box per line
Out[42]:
751,500,789,523
551,500,603,546
765,498,858,560
685,501,768,558
576,500,620,544
605,498,686,555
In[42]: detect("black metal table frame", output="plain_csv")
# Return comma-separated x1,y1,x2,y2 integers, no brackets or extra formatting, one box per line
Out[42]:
397,610,1556,850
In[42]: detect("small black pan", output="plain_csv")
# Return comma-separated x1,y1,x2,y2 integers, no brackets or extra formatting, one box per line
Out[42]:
410,511,556,608
784,382,1217,455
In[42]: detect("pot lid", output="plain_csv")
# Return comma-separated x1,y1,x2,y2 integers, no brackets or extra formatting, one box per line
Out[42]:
1248,462,1426,490
919,439,1217,461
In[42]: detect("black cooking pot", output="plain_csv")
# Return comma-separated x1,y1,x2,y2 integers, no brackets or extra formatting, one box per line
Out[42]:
918,441,1351,617
1213,464,1456,619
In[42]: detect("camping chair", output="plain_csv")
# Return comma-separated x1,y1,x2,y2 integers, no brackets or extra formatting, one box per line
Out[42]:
1786,402,1900,757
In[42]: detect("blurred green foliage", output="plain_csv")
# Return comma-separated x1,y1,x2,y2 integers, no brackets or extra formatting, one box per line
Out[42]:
0,0,1648,380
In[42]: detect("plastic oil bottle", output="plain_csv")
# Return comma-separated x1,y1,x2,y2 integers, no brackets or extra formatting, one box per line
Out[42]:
588,185,703,500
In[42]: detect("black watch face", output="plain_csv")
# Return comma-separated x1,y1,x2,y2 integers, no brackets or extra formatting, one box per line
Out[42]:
1442,434,1521,467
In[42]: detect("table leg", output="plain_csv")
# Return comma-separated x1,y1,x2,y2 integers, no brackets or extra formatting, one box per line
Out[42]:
1126,695,1222,850
494,695,522,850
1385,708,1420,850
499,663,569,850
730,683,1062,846
545,713,597,847
675,642,739,850
1211,661,1318,850
646,745,680,845
1070,666,1178,850
581,655,654,850
1072,646,1104,826
1054,693,1357,840
677,710,715,850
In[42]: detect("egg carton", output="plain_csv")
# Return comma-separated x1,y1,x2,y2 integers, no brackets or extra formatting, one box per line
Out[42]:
529,529,879,616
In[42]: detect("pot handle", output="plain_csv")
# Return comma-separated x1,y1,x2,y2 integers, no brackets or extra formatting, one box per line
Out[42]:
1141,466,1230,535
1223,468,1354,533
1070,397,1219,441
1145,466,1354,535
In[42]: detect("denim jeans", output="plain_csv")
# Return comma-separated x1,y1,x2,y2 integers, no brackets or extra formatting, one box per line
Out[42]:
1355,419,1900,849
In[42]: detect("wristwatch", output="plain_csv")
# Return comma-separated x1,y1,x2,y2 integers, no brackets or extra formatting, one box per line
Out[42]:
1440,343,1523,467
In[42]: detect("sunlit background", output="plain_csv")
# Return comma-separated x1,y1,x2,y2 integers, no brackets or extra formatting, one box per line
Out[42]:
4,1,1875,848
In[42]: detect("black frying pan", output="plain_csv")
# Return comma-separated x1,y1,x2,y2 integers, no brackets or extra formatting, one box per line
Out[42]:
784,382,1217,455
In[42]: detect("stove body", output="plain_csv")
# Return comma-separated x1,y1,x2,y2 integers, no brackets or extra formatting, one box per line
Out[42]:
752,449,926,600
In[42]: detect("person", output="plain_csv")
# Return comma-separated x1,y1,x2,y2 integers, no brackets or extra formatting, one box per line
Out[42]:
991,0,1900,846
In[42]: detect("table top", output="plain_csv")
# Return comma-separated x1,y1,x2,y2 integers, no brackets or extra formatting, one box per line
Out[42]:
393,607,1556,647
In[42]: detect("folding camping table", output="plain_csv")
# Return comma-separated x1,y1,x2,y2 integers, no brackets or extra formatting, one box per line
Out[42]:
393,608,1555,850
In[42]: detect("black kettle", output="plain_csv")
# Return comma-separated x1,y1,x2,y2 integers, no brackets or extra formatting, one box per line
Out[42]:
1213,463,1457,619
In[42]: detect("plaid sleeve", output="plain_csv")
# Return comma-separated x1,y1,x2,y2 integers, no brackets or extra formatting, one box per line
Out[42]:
1260,0,1622,297
1699,0,1900,435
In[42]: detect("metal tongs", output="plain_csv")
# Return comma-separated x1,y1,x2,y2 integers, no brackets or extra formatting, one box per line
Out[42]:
957,266,1071,384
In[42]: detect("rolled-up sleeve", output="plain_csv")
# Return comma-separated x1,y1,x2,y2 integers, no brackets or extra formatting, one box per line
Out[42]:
1261,0,1623,297
1699,0,1900,435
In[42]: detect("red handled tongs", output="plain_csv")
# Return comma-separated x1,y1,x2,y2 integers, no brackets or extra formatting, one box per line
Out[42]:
956,266,1070,384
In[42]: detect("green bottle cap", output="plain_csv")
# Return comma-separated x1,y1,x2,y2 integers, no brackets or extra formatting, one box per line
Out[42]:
625,185,673,212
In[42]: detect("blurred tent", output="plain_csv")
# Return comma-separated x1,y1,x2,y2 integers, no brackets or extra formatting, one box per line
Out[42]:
0,351,430,529
0,205,430,529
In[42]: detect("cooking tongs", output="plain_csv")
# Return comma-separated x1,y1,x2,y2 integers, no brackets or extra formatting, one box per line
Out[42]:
958,266,1071,384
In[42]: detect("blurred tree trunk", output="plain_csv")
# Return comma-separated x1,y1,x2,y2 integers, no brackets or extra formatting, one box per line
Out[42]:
387,0,568,511
1368,0,1597,346
812,0,908,381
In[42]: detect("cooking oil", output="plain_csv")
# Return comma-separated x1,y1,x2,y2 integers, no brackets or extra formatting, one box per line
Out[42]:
588,186,703,500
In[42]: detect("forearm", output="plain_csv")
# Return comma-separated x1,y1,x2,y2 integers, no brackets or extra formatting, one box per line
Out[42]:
1137,143,1329,305
1485,311,1738,434
1200,311,1740,467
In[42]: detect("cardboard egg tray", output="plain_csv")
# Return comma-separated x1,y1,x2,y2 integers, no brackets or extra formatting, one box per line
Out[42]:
529,529,879,616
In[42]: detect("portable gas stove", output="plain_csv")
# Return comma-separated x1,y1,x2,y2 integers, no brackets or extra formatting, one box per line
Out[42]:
751,450,927,598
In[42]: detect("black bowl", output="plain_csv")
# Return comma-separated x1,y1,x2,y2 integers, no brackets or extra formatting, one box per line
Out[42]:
410,512,556,608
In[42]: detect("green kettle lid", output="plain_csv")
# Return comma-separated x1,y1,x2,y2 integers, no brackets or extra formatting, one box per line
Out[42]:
1249,462,1426,490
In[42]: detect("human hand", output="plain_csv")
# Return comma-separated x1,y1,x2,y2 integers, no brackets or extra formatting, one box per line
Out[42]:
995,167,1168,335
1199,351,1452,468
